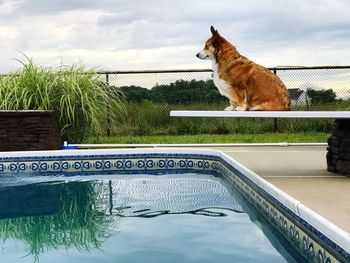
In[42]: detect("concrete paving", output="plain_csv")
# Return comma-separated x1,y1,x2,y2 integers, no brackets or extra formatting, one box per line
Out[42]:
211,145,350,234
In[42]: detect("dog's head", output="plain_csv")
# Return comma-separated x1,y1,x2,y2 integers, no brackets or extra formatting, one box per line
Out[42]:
196,26,224,60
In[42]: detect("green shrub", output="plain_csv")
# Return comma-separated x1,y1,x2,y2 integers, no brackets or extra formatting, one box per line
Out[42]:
0,58,123,142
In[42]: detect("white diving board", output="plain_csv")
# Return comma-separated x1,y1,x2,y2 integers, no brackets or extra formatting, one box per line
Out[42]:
170,111,350,119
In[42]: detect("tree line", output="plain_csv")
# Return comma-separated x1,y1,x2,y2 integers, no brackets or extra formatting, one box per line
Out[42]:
113,79,338,105
306,89,337,104
114,79,226,104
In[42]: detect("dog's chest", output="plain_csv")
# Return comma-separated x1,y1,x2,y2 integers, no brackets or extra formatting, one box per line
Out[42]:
212,62,232,99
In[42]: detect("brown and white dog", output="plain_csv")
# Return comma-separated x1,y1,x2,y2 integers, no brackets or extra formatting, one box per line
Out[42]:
196,26,291,111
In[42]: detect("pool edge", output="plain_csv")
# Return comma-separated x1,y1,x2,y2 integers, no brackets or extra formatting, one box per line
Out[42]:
0,147,349,262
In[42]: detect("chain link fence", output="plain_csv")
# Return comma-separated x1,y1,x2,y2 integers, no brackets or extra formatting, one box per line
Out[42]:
96,66,350,137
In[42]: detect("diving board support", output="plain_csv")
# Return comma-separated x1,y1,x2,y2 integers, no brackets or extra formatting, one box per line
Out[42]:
170,110,350,176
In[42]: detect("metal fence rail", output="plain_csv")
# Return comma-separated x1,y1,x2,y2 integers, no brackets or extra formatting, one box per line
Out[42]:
95,66,350,136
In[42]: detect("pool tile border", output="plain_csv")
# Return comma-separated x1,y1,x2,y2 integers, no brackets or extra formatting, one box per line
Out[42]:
0,153,221,175
218,157,343,263
0,148,349,262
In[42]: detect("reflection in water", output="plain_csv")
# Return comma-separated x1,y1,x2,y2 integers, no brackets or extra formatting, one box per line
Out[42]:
0,175,245,262
114,207,243,218
107,177,244,218
0,182,60,219
0,180,118,262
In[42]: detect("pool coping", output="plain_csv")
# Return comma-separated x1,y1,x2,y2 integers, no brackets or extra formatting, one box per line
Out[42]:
0,147,349,261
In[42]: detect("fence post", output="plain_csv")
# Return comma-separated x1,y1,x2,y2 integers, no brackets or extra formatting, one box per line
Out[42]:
273,68,278,132
106,73,111,136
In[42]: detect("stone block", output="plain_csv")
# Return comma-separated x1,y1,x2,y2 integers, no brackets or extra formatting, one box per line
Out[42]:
0,111,60,151
336,160,350,175
327,119,350,176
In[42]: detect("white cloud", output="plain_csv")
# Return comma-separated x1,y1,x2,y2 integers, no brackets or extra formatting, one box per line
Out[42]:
0,0,350,72
22,45,203,71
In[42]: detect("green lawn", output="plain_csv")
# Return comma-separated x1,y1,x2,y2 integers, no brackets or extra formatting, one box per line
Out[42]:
85,132,330,144
108,101,350,137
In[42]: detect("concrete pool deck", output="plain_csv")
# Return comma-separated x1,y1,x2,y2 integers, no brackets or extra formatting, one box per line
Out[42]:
206,145,350,234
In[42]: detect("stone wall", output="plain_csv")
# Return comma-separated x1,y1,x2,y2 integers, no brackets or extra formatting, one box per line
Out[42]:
0,110,60,151
327,119,350,176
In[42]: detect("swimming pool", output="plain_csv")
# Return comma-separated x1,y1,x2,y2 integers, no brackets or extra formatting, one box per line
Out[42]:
0,148,349,262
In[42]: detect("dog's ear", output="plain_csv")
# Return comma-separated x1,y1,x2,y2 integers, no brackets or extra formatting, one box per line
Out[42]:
210,26,220,38
210,26,216,35
210,26,221,47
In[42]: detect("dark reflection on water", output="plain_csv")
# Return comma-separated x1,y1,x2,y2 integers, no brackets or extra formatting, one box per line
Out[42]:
0,182,61,219
0,174,297,263
114,206,243,218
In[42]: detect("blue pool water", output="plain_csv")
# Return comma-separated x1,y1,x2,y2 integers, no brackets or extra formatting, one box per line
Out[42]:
0,173,302,263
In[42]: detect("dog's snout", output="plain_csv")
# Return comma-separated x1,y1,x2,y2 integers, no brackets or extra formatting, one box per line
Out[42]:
196,51,210,60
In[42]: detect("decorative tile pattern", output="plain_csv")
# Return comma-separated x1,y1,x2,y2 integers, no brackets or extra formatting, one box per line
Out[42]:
0,152,348,262
0,154,221,176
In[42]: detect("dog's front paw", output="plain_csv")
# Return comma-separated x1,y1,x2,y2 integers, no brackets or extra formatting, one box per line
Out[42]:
224,106,236,111
234,106,247,111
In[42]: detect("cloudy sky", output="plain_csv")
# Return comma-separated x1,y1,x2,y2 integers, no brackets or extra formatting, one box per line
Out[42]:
1,0,350,73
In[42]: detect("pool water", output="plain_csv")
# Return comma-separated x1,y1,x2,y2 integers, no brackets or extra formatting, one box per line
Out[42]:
0,173,302,263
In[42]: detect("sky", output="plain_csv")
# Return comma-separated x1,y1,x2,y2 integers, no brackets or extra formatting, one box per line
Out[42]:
1,0,350,73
